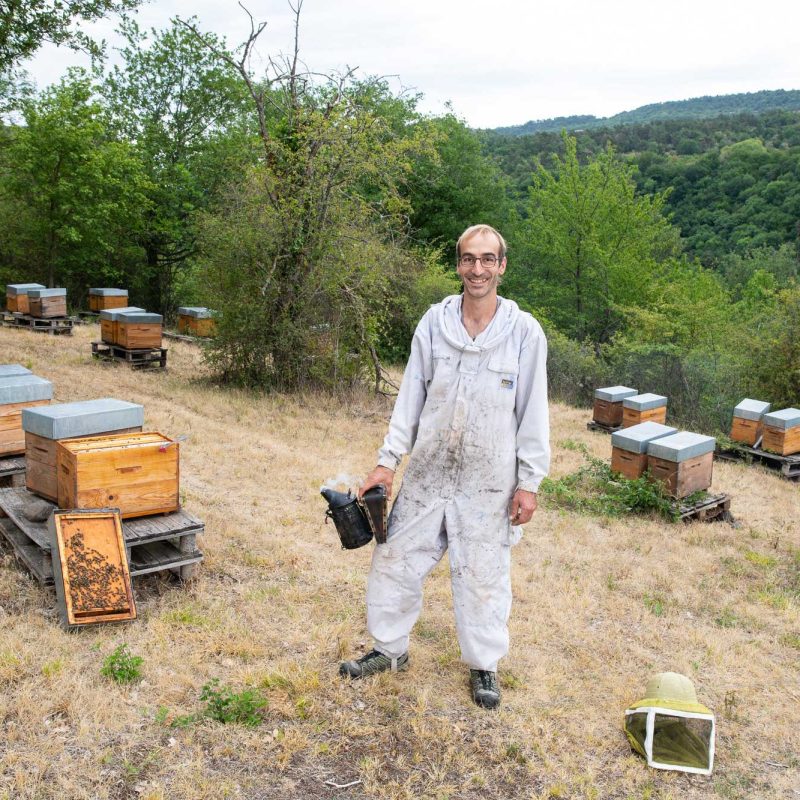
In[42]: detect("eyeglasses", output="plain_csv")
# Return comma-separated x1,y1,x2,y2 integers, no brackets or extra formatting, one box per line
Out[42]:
459,254,500,267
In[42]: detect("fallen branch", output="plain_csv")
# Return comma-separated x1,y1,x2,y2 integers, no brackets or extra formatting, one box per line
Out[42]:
324,778,362,789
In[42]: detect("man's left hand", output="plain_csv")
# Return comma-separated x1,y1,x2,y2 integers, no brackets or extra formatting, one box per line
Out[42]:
509,490,537,525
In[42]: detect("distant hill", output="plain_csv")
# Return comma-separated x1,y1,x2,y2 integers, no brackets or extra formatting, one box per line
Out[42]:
491,89,800,136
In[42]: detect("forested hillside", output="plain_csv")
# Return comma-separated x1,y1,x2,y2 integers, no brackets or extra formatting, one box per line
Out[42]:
491,88,800,135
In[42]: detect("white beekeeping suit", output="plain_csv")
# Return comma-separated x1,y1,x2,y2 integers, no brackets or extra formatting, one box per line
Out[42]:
366,293,550,672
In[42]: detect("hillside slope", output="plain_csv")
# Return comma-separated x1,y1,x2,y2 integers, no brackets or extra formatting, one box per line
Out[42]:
492,88,800,135
0,325,798,799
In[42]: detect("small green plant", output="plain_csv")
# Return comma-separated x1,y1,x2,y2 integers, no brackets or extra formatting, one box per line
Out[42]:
715,609,738,628
539,445,677,521
199,679,267,726
643,593,666,617
100,644,143,684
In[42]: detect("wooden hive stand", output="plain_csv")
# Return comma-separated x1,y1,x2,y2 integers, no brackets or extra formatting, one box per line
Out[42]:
0,486,204,585
91,341,168,370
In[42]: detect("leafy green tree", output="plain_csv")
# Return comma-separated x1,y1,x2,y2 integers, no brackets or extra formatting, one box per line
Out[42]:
508,134,679,344
0,70,150,296
183,9,448,389
405,113,513,248
0,0,144,70
103,19,254,314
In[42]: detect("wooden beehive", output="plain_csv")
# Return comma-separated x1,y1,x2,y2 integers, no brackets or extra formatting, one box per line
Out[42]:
98,306,144,344
116,311,163,349
177,307,216,337
23,399,145,501
49,509,136,628
593,385,638,426
89,288,130,312
760,408,800,456
646,432,716,499
0,375,53,456
6,283,45,313
28,288,67,318
622,393,668,428
611,422,677,480
730,399,770,446
58,432,179,519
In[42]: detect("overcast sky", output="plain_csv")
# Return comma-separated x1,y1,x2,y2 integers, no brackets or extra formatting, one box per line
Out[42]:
22,0,800,129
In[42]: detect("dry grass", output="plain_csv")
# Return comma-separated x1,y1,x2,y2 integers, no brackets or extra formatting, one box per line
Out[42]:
0,324,798,800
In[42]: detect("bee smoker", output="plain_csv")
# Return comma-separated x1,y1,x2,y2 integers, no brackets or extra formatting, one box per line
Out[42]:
321,485,388,549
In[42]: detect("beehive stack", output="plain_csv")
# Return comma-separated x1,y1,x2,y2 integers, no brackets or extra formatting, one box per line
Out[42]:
611,421,677,479
646,432,716,498
761,408,800,456
177,307,216,337
89,288,129,312
98,307,144,344
58,432,179,518
622,393,668,428
0,373,52,456
593,386,638,427
23,399,144,501
27,288,67,318
730,399,771,446
6,283,45,313
115,310,163,349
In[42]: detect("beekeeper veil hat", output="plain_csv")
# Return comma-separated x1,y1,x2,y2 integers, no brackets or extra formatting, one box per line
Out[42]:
624,672,715,775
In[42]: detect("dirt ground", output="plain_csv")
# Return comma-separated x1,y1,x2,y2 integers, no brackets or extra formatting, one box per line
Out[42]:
0,323,798,800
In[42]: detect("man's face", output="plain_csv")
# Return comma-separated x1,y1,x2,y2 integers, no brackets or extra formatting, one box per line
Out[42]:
456,231,507,301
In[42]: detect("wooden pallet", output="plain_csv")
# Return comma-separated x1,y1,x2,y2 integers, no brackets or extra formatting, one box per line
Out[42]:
91,340,167,369
2,313,73,335
674,492,732,523
0,455,26,488
715,444,800,480
163,331,202,344
0,486,203,582
587,419,624,434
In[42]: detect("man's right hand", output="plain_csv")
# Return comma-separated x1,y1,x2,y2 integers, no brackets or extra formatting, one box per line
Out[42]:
359,465,395,499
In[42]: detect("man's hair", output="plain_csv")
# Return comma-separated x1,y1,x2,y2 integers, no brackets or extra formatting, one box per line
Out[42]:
456,224,507,262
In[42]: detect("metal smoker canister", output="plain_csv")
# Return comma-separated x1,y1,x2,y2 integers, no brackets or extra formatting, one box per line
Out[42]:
321,488,374,549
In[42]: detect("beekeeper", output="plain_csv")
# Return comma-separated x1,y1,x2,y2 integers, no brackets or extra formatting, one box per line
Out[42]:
340,224,550,709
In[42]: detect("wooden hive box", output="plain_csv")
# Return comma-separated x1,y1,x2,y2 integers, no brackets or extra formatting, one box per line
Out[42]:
0,374,53,456
89,288,129,312
98,306,144,344
49,509,136,628
622,393,668,428
6,283,45,313
730,398,771,446
115,310,163,349
28,287,67,318
593,385,638,427
177,306,217,337
23,398,145,501
761,408,800,456
58,432,179,519
646,432,716,499
611,421,677,479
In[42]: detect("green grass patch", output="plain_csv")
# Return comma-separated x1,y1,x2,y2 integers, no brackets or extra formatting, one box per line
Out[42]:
539,445,678,520
100,644,143,684
200,679,267,726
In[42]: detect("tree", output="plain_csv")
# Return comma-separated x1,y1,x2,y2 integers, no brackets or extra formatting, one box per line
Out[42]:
0,0,144,71
103,18,254,315
0,70,150,296
507,133,680,345
181,3,449,389
405,113,512,249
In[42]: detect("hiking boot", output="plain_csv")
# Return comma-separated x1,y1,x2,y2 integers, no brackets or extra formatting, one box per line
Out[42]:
339,649,409,679
470,669,501,709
